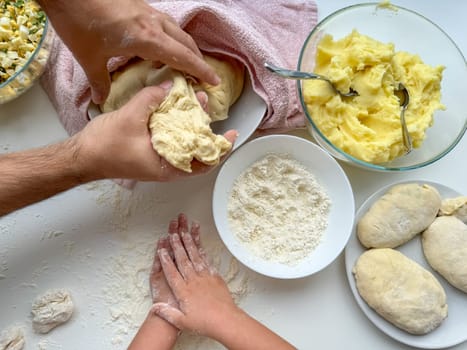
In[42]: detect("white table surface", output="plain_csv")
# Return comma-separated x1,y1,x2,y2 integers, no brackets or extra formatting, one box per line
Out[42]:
0,1,466,349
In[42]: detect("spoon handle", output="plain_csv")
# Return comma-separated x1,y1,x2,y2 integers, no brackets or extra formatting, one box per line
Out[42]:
264,62,325,81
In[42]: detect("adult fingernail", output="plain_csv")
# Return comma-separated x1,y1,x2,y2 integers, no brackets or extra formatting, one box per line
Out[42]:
91,90,104,104
159,80,173,91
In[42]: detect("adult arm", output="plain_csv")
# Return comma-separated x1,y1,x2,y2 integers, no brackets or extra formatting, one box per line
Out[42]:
0,86,236,216
36,0,220,103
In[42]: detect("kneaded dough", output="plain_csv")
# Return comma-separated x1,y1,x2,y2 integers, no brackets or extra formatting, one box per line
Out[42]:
100,56,244,172
149,72,232,172
31,289,74,334
357,183,441,248
0,326,25,350
100,60,175,114
422,216,467,293
193,55,244,121
438,196,467,224
353,248,448,335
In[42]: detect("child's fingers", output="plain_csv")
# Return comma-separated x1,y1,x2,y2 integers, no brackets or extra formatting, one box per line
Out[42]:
169,234,195,279
190,220,201,247
158,248,185,292
168,219,178,234
151,302,185,330
178,213,189,235
181,231,207,272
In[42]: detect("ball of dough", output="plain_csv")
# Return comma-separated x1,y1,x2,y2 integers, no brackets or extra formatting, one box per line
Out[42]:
193,55,244,121
353,248,448,335
31,289,74,334
100,61,176,114
99,55,245,172
422,216,467,293
357,183,441,248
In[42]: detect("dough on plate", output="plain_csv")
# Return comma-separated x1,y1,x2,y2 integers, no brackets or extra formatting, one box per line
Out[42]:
0,325,25,350
438,196,467,224
100,55,245,172
422,216,467,293
31,289,74,334
353,248,448,335
357,183,441,248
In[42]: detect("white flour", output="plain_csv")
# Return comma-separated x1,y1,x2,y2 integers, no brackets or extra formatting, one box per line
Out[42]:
90,182,252,349
228,154,331,266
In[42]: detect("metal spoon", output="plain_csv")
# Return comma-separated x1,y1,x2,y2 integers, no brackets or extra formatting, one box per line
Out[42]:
394,82,412,154
264,62,359,97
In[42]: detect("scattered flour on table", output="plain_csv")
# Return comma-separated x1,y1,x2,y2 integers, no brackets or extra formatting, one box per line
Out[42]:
228,154,331,266
87,181,252,349
99,230,250,349
37,338,62,350
0,325,25,350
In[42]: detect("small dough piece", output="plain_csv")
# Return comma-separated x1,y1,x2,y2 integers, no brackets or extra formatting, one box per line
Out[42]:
353,248,448,335
0,326,25,350
149,73,232,172
438,196,467,224
422,216,467,293
357,183,441,248
31,289,74,334
193,55,244,121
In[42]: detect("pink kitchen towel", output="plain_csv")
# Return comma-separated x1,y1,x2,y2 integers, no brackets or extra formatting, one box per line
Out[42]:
41,0,318,136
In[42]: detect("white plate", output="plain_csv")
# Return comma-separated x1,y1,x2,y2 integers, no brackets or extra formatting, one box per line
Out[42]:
88,74,266,152
213,134,355,279
345,180,467,349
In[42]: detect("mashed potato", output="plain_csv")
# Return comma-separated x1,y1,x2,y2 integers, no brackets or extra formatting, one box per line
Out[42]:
303,30,445,163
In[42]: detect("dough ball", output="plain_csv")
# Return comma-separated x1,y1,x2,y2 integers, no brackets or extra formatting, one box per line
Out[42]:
353,248,448,335
0,326,25,350
31,289,74,334
438,196,467,224
422,216,467,293
149,73,232,172
357,183,441,248
193,55,244,121
100,61,175,114
99,55,245,172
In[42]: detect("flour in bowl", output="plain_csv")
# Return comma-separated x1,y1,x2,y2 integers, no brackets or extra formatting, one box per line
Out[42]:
227,153,331,266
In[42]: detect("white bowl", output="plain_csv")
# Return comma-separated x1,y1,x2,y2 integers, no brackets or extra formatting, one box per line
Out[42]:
212,134,355,279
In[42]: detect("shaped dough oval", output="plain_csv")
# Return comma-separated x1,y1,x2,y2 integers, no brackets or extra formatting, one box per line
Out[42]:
353,248,448,335
357,183,441,248
422,216,467,293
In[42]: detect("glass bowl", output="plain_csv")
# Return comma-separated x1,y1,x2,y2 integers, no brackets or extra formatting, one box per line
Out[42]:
0,10,54,104
297,3,467,171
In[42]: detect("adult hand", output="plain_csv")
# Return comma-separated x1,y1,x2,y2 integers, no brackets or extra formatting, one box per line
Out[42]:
71,83,237,182
38,0,220,104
